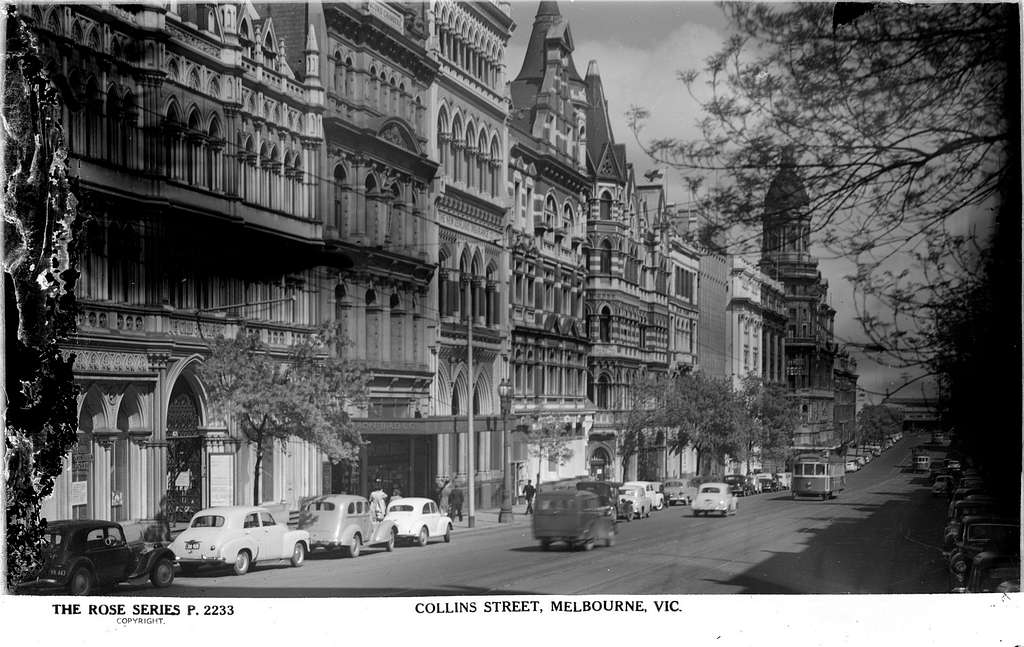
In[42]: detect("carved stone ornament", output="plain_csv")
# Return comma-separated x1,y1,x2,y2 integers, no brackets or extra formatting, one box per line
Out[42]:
64,350,151,374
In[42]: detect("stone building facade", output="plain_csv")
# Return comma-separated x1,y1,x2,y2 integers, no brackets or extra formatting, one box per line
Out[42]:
507,1,593,484
760,153,840,449
30,1,333,522
428,0,515,506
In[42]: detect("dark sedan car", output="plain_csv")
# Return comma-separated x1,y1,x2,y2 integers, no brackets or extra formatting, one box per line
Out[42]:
18,520,176,595
723,474,753,497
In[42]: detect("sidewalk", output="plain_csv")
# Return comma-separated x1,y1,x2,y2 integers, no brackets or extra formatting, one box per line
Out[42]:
447,503,533,534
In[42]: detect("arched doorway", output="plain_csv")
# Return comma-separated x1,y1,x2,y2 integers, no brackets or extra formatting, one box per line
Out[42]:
166,383,203,523
589,446,611,480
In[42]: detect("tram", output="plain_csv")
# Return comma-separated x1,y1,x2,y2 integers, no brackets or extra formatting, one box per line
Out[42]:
790,453,846,500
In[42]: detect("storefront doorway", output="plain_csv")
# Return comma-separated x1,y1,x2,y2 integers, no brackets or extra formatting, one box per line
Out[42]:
166,386,203,524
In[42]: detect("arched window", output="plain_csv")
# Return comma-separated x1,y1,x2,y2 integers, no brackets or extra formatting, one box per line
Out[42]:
464,124,475,187
596,374,611,409
450,117,462,183
599,307,611,343
437,110,449,176
105,87,120,164
206,115,221,190
599,191,612,220
600,240,612,274
544,196,557,228
333,165,346,231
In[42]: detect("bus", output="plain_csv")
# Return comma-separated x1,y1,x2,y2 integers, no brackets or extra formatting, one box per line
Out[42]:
790,453,846,500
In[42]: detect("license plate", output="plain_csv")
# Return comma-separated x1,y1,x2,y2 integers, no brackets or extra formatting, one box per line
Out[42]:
185,540,200,551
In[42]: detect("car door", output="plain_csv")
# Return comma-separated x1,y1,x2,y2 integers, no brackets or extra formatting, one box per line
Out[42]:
352,499,371,543
258,511,287,559
82,526,128,585
423,501,442,535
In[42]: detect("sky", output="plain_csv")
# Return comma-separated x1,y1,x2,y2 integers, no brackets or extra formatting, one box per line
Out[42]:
504,0,937,405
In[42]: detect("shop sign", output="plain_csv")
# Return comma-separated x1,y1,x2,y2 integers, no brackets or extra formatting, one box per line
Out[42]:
71,480,88,507
208,454,234,507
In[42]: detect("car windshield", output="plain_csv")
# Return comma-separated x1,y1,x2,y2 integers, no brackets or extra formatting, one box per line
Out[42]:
618,488,636,496
701,487,721,494
190,515,226,528
664,481,684,487
388,504,414,512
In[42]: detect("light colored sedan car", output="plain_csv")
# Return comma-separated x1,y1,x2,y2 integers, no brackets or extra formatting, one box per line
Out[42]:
298,494,397,557
384,497,453,546
169,506,310,576
618,484,651,519
691,483,738,517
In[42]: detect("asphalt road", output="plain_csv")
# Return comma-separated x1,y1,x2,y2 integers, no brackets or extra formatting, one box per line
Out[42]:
119,435,951,597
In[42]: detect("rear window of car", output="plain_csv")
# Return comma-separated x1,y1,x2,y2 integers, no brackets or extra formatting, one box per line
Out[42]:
968,525,1018,543
538,497,576,511
191,515,225,528
664,481,684,488
308,501,336,511
44,529,66,546
389,504,414,512
701,487,721,494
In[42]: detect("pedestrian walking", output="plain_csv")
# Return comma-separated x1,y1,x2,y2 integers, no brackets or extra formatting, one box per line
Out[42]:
449,484,464,522
523,480,536,514
369,479,388,521
439,478,453,515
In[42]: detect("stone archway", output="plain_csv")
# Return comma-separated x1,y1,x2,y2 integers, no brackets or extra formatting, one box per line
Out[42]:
589,445,611,480
165,382,203,523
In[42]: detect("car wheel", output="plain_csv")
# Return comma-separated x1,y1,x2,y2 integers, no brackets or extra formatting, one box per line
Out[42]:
605,531,616,547
232,550,251,576
290,542,306,567
656,502,664,511
150,558,175,588
346,534,361,558
417,526,429,547
443,524,452,543
68,567,93,596
540,539,551,551
385,529,396,552
693,510,700,517
582,539,594,552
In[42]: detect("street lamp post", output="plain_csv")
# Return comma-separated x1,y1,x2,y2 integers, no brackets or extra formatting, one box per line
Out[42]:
498,379,514,523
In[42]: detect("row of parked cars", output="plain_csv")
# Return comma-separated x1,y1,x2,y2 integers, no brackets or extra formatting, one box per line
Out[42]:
19,494,454,594
933,462,1019,594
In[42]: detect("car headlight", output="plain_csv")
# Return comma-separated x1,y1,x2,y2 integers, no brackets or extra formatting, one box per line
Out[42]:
209,545,216,551
951,558,967,574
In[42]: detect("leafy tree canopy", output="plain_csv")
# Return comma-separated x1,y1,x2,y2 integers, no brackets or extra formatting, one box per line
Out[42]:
198,324,368,504
628,2,1015,372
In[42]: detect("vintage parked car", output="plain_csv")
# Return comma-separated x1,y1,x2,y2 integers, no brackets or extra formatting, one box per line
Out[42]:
617,484,651,520
948,518,1019,587
624,481,663,511
663,479,693,506
722,474,753,497
17,520,176,595
947,487,990,518
755,474,779,493
383,497,452,546
297,495,397,557
943,498,1004,552
932,475,956,497
170,506,310,576
691,483,738,517
845,459,861,472
953,551,1021,593
533,490,616,551
774,472,792,490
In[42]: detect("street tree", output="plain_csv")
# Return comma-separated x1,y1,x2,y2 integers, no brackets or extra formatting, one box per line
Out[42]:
856,405,903,447
615,375,666,479
198,325,369,505
525,415,576,483
660,372,743,476
627,2,1017,372
3,10,83,589
738,376,801,474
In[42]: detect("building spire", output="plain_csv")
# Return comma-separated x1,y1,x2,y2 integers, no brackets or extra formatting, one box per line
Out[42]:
536,1,561,18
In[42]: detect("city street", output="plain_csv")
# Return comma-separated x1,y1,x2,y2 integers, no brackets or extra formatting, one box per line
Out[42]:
117,435,950,597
